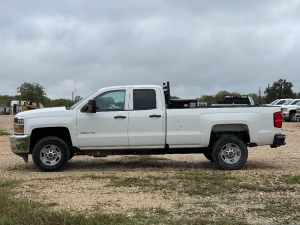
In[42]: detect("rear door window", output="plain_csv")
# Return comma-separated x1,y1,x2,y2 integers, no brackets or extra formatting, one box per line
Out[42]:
133,89,156,110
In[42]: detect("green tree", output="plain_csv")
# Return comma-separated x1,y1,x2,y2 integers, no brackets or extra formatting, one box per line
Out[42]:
264,79,295,103
214,91,240,103
51,98,73,107
0,95,14,106
17,82,47,104
42,97,52,107
197,95,215,105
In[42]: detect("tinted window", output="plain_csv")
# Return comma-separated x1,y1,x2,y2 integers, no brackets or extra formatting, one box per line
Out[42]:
95,90,125,111
133,89,156,110
276,100,285,105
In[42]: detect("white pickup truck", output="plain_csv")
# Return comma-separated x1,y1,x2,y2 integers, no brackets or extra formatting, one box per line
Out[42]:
10,82,286,172
281,99,300,122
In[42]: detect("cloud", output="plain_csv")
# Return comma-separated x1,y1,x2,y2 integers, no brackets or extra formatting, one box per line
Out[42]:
1,0,300,100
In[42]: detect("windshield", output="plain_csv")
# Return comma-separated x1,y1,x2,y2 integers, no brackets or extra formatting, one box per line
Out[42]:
288,99,300,105
69,91,96,110
269,99,279,105
283,100,293,105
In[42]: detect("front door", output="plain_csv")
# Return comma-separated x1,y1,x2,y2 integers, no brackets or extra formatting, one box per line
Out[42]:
77,89,129,148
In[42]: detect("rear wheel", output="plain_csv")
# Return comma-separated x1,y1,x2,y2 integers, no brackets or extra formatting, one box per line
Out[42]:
212,136,248,170
32,136,70,172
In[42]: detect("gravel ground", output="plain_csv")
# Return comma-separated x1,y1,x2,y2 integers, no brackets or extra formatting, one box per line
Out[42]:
1,114,300,223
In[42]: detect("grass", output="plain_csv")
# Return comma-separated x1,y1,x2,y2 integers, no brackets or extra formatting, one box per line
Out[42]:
0,130,10,135
81,170,300,224
281,174,300,184
1,170,300,225
97,170,296,197
0,186,245,225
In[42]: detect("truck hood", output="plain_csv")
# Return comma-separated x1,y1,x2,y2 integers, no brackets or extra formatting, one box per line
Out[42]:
16,107,67,118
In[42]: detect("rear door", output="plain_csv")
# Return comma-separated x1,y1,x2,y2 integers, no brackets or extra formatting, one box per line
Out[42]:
128,88,165,147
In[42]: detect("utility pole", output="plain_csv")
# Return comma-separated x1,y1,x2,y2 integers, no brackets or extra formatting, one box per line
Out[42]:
259,87,261,105
267,84,270,103
75,79,77,98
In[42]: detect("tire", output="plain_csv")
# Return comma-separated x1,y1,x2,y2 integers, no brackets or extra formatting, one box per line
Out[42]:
289,112,296,122
212,136,248,170
32,136,70,172
203,151,214,162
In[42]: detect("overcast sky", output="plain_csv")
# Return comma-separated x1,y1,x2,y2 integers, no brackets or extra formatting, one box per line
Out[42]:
1,0,300,100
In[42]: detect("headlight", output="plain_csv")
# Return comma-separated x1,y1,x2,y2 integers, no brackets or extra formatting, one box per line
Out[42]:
282,108,288,112
13,118,24,135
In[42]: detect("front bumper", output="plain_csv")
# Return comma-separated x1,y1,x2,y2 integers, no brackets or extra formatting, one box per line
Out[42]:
10,135,30,154
270,134,286,148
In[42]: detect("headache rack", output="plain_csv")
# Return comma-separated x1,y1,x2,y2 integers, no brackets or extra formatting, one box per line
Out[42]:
163,82,198,109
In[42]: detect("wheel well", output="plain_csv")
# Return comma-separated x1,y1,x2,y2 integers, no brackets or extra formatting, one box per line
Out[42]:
30,127,72,154
209,124,250,150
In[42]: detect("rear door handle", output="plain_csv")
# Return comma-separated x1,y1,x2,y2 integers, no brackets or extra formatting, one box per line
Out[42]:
114,115,126,119
149,114,161,118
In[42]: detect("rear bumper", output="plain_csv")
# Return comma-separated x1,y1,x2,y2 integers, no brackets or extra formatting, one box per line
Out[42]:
270,134,286,148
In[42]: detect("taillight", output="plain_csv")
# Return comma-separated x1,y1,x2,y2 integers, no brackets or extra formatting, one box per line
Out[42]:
274,111,283,128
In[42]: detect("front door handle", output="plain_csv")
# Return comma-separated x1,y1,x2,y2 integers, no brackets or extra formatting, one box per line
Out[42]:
149,114,161,118
114,115,126,119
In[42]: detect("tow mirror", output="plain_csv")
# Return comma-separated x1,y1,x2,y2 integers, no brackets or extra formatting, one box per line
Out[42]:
85,99,97,113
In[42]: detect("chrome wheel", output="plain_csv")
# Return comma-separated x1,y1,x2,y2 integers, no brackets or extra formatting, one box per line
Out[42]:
220,143,241,164
212,136,248,170
32,136,70,171
40,144,62,166
291,113,297,122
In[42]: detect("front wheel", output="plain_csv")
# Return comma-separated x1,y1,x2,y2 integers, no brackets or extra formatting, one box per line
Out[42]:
290,112,296,122
212,136,248,170
32,136,70,172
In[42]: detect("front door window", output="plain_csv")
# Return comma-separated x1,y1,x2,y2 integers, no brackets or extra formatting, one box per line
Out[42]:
95,90,126,111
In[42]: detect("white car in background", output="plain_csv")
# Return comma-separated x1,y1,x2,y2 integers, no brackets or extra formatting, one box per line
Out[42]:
295,106,300,122
266,99,293,107
281,99,300,122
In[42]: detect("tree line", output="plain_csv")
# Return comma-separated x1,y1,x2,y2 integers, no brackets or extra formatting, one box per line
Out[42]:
0,79,299,107
198,79,300,105
0,82,82,107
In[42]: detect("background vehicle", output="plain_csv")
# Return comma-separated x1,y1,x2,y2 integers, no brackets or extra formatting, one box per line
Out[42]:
266,99,293,107
10,100,43,114
295,106,300,122
10,82,285,172
211,95,255,106
281,99,300,122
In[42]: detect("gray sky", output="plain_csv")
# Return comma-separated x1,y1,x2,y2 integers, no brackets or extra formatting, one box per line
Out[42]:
1,0,300,100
